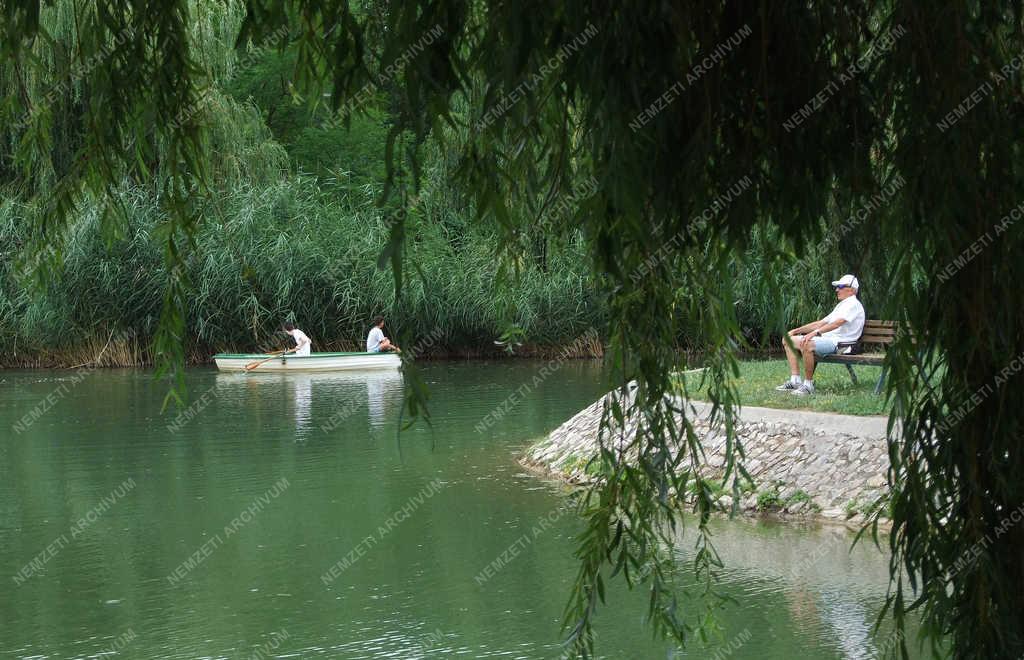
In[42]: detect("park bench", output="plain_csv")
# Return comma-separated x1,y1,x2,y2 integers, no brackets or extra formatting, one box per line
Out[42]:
818,320,898,395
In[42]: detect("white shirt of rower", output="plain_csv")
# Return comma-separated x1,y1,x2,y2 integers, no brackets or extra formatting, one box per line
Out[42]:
288,328,312,356
366,327,385,353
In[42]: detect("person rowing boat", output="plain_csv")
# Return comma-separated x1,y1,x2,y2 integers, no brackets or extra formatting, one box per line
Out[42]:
283,322,312,356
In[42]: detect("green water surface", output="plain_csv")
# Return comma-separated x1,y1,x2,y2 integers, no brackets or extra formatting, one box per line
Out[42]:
0,361,920,659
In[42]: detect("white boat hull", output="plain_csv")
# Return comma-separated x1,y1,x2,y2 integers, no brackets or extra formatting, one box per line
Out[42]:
213,352,401,373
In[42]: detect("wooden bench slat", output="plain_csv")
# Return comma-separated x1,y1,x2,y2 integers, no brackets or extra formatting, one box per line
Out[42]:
819,354,886,365
863,320,911,344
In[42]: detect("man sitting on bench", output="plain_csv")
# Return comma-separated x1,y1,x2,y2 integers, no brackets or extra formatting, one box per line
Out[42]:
776,274,865,396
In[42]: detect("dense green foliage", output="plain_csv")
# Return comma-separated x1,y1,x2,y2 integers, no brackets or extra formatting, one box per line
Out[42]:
3,1,1023,659
0,7,875,363
0,177,603,363
224,46,393,185
0,2,604,363
0,181,881,364
0,180,877,364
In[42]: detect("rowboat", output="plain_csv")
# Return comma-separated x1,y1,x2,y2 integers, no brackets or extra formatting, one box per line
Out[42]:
213,351,402,373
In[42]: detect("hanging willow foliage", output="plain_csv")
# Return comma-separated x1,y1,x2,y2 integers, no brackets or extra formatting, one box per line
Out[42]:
2,1,1023,658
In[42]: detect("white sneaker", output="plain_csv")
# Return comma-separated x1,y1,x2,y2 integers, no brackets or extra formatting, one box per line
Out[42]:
775,380,800,391
791,382,815,396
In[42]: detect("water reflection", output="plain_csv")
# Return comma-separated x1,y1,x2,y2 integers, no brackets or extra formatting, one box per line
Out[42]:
366,371,404,428
667,517,905,659
819,590,874,660
214,369,405,439
293,375,312,439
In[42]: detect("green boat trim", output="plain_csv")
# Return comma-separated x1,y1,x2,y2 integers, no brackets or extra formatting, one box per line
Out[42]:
213,351,388,359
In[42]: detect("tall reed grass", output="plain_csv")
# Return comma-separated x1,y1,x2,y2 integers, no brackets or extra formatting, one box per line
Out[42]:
0,177,886,368
0,178,605,366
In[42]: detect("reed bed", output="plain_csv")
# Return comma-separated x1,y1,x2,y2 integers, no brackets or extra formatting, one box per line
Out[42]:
0,179,878,368
0,181,605,366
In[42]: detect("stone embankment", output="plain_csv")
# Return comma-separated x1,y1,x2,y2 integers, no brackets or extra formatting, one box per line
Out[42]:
523,391,893,525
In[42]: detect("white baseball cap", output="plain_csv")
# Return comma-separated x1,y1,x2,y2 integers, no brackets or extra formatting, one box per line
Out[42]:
831,274,859,290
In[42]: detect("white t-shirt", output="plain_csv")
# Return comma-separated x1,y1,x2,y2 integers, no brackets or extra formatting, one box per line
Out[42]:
366,327,385,353
821,296,865,344
288,328,312,356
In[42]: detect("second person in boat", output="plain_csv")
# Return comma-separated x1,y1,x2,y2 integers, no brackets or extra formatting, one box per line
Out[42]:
366,316,400,353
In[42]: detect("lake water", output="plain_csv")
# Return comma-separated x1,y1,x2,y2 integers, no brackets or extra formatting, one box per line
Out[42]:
0,361,921,659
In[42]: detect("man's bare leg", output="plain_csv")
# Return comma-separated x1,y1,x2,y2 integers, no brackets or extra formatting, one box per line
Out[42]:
783,333,802,377
801,341,817,381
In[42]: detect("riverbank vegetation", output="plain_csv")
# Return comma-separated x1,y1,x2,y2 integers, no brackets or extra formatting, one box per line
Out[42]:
0,176,604,366
1,2,889,368
0,7,605,366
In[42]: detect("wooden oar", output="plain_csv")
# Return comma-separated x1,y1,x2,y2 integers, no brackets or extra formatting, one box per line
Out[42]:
245,348,295,372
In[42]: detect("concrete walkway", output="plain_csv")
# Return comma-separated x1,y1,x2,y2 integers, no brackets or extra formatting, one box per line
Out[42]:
684,399,890,438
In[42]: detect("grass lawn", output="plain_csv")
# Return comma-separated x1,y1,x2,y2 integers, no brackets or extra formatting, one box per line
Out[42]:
685,359,889,416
